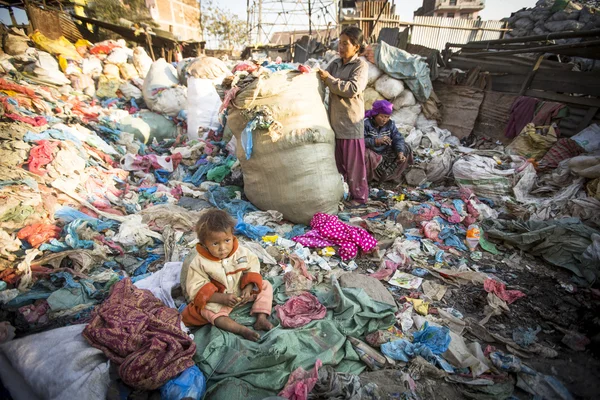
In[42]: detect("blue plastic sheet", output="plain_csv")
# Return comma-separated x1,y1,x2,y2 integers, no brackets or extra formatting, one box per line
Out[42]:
413,322,451,354
283,225,307,239
55,207,117,231
154,169,170,184
241,118,257,160
235,215,273,241
160,365,206,400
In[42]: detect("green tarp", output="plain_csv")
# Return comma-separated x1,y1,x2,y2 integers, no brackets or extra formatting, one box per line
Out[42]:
482,218,600,283
374,41,432,102
192,276,396,400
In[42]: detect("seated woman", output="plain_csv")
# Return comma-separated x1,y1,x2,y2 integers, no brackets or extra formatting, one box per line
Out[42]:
364,100,413,183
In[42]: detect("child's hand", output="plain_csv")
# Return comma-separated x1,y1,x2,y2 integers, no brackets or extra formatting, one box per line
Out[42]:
222,293,241,307
238,285,255,305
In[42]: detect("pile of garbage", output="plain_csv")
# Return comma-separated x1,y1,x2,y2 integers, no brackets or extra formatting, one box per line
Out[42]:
506,0,600,38
0,30,249,334
0,28,599,400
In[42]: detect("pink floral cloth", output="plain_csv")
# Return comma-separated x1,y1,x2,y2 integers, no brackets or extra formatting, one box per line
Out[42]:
292,213,378,260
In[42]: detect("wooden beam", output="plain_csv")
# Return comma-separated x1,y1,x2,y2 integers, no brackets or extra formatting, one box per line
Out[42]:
465,28,600,45
519,54,544,96
464,39,600,58
524,90,600,108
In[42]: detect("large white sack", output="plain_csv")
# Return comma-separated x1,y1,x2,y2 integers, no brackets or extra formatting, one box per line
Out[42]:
568,155,600,179
571,124,600,153
133,47,153,78
0,324,110,400
453,154,526,202
391,105,422,128
375,74,405,100
186,77,222,140
142,59,187,117
360,56,383,86
416,113,437,131
364,87,385,111
405,128,423,149
183,56,231,84
393,90,416,108
426,147,455,183
228,71,343,224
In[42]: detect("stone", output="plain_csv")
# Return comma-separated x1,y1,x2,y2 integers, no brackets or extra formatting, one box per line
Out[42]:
339,273,396,307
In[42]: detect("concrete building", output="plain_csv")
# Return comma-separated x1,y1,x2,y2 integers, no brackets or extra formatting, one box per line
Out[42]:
145,0,201,41
414,0,485,20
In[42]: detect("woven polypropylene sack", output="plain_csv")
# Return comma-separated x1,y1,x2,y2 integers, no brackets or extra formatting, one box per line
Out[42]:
227,71,343,224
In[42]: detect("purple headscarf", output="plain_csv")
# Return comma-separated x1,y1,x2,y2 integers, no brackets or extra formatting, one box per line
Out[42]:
365,99,393,118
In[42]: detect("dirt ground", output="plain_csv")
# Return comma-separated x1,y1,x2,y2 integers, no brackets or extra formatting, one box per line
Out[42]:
355,246,600,399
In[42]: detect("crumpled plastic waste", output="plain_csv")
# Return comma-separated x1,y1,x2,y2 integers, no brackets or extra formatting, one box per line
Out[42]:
483,279,526,304
160,365,206,400
490,351,536,374
413,322,451,354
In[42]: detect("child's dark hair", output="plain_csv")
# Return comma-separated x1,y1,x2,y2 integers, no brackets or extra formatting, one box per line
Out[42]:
341,26,366,53
195,209,236,243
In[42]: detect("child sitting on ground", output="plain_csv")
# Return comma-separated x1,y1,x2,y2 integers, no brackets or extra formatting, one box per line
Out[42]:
180,209,273,341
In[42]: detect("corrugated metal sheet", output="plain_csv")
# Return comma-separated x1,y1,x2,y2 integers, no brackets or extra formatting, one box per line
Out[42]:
412,16,505,51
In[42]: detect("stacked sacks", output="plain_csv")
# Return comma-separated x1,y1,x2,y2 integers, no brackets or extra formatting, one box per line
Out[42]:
227,70,344,224
506,0,600,38
360,42,435,132
142,58,187,118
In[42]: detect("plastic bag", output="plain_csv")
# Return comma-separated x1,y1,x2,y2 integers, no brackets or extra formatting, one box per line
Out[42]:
413,322,451,354
568,155,600,179
82,56,103,76
106,47,129,65
571,123,600,153
97,75,121,98
393,90,417,108
133,47,153,78
103,63,120,78
185,56,231,82
30,31,81,61
374,74,405,100
186,77,222,140
391,105,421,128
4,29,30,55
506,123,557,160
119,63,139,80
160,365,206,400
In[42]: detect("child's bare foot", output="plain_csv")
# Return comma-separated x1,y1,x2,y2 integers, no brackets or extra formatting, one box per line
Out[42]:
240,326,261,342
254,313,274,331
214,315,260,341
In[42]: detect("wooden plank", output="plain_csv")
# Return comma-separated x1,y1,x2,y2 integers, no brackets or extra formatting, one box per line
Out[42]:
519,54,544,96
524,90,600,108
464,39,600,58
530,71,600,97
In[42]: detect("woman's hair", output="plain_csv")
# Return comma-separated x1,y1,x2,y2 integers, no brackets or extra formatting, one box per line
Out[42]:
195,209,236,243
341,26,366,53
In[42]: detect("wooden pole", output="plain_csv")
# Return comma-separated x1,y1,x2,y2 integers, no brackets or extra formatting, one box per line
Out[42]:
518,53,544,96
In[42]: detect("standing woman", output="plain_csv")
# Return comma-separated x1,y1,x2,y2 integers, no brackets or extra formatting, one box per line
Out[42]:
318,27,369,206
